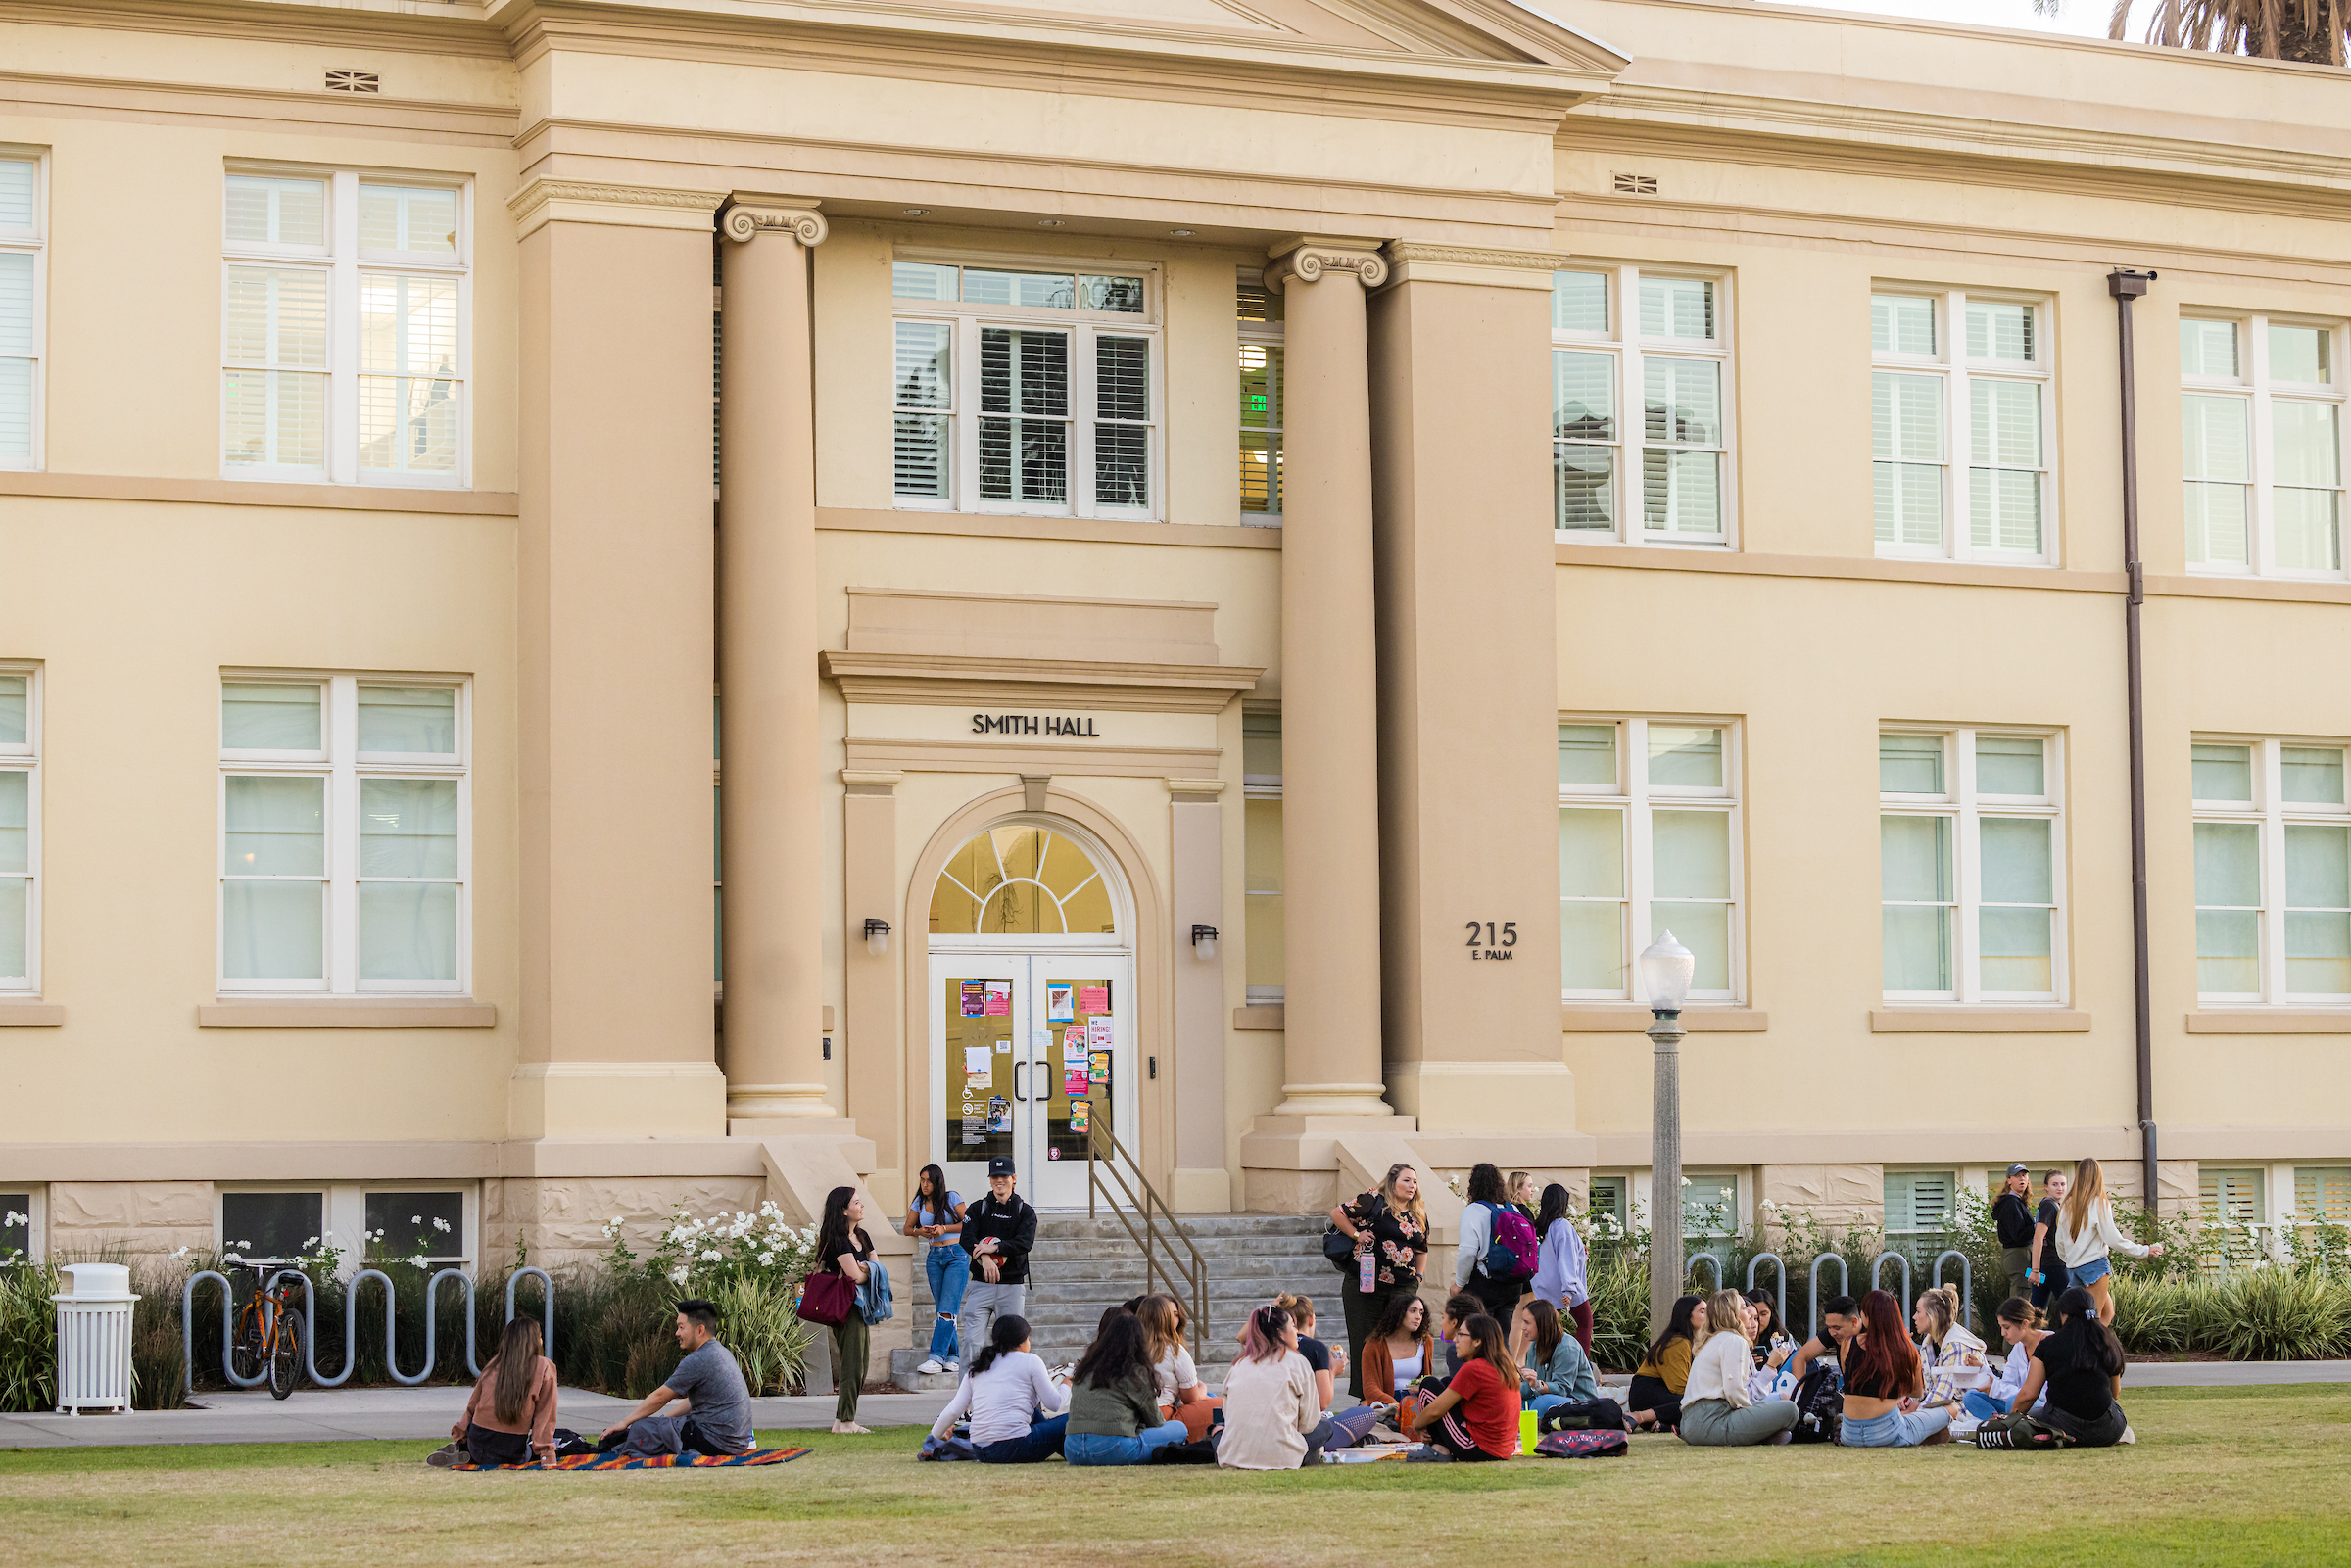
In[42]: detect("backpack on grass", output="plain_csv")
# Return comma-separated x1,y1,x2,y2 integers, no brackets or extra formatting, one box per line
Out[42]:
1789,1356,1843,1445
1533,1429,1628,1459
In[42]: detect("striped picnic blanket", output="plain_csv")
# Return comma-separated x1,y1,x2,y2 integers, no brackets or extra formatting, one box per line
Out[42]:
450,1447,810,1472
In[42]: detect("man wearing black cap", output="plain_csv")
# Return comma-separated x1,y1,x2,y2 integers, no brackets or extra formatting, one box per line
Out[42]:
958,1156,1037,1356
1993,1164,2037,1305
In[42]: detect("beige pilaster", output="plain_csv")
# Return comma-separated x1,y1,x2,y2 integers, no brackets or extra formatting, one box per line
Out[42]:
718,197,836,1121
509,178,728,1139
1368,243,1573,1131
841,768,905,1209
1169,777,1233,1212
1263,238,1393,1119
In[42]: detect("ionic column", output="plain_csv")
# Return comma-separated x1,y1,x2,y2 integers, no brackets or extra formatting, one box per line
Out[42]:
1265,239,1392,1117
718,196,835,1120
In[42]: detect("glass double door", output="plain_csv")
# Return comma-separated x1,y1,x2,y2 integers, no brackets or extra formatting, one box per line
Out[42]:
932,949,1132,1209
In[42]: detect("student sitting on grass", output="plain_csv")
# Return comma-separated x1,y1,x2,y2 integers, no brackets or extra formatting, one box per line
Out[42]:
1913,1283,1992,1406
1973,1287,2134,1449
1629,1294,1704,1432
1273,1293,1386,1448
1512,1298,1626,1433
1063,1313,1191,1467
1139,1293,1220,1441
1962,1298,2049,1423
1403,1312,1522,1462
928,1314,1071,1464
1677,1290,1800,1447
596,1299,756,1458
1358,1291,1436,1413
432,1316,560,1468
1219,1305,1326,1470
1834,1290,1951,1448
1433,1291,1486,1378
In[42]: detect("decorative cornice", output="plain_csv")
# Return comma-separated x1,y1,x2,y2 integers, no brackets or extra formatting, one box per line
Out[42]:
506,179,726,240
721,203,830,247
1264,243,1390,293
822,649,1261,715
1381,240,1561,290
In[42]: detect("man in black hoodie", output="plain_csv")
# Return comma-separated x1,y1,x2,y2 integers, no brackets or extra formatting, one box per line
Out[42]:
958,1156,1037,1354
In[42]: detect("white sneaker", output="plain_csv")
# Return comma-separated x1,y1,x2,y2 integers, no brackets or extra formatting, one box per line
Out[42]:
2119,1424,2136,1445
916,1357,944,1375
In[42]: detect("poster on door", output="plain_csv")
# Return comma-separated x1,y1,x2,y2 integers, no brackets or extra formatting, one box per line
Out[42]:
1046,983,1076,1023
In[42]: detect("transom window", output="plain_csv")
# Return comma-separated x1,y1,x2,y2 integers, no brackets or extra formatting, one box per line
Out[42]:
1872,290,2054,564
1880,729,2065,1003
1551,266,1734,546
2181,314,2346,577
891,257,1158,519
2191,736,2351,1003
219,675,469,993
0,664,36,992
929,825,1118,938
1,151,43,470
221,169,468,485
1559,717,1742,1004
1237,271,1284,522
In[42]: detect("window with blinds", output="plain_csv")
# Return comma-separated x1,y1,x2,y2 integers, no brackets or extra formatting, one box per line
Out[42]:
1243,712,1283,1001
890,258,1157,518
1588,1174,1629,1236
2192,737,2351,1002
1559,717,1742,1004
1683,1172,1738,1238
1882,729,2065,1003
1550,265,1733,546
2296,1166,2351,1227
221,169,467,485
1238,270,1284,521
2199,1166,2268,1273
0,665,36,993
1872,290,2052,564
1886,1170,1956,1234
2182,314,2346,577
0,152,42,470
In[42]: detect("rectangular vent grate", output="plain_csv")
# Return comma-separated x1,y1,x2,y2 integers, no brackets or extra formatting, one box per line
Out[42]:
326,70,380,93
1612,172,1659,195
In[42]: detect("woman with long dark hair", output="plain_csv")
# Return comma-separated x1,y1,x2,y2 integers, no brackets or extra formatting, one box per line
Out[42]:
1454,1164,1526,1324
927,1313,1070,1463
1531,1182,1594,1356
442,1316,559,1466
1403,1311,1521,1461
1836,1289,1950,1447
1218,1304,1324,1469
1629,1294,1704,1431
814,1184,877,1434
1513,1297,1625,1432
1359,1290,1435,1412
905,1163,969,1376
1064,1313,1190,1465
1974,1287,2132,1449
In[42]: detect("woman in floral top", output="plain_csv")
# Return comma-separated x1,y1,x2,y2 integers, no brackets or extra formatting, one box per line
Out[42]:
1328,1163,1429,1398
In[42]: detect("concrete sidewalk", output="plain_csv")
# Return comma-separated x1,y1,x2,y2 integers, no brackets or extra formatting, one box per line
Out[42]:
3,1360,2343,1449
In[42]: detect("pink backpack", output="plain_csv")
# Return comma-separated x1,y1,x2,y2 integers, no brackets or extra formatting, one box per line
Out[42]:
1482,1203,1541,1284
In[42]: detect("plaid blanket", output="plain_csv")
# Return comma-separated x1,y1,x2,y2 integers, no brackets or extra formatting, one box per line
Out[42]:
450,1447,810,1472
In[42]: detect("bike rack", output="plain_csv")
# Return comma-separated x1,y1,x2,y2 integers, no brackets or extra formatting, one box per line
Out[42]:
183,1265,555,1397
1685,1250,1727,1292
1745,1252,1787,1330
1806,1253,1849,1340
1870,1251,1912,1306
1930,1250,1972,1310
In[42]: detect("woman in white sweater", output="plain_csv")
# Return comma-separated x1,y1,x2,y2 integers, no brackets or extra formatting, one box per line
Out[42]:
928,1314,1070,1464
1676,1290,1799,1447
2052,1158,2165,1332
1218,1304,1325,1470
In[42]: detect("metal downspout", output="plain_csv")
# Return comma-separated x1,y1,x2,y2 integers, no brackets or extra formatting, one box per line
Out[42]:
2108,268,2159,1204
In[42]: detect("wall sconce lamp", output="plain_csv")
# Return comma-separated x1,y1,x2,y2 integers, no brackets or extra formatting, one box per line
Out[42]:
863,919,891,957
1190,924,1219,961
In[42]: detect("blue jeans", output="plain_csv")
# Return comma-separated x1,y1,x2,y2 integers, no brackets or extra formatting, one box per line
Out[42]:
2030,1264,2068,1312
1064,1419,1188,1466
975,1413,1068,1464
1961,1390,2007,1421
924,1245,969,1361
1840,1406,1952,1447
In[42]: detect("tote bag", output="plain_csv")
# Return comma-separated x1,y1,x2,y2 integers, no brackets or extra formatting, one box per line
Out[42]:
796,1270,857,1327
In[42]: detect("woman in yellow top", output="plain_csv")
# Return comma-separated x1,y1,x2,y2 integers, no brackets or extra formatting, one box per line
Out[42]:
1628,1293,1704,1432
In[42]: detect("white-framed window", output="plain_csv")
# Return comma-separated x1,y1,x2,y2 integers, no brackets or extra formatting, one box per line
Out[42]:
1559,717,1743,1004
221,167,469,486
2181,313,2345,577
1871,289,2054,564
1237,270,1284,524
1243,711,1283,1002
1,150,43,470
218,674,469,995
1885,1169,1956,1239
1682,1171,1739,1241
2197,1165,2268,1274
2191,736,2351,1004
1586,1173,1629,1235
0,1186,37,1262
0,663,36,993
1880,729,2066,1004
219,1183,474,1269
1551,265,1735,546
890,256,1158,519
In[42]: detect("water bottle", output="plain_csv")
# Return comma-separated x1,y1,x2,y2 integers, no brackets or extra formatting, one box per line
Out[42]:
1359,1247,1375,1294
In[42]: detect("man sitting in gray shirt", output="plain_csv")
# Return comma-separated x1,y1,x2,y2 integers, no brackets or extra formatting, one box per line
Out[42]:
597,1299,756,1457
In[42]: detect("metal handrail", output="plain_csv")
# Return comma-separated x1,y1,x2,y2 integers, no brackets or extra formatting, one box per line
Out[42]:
1084,1119,1210,1345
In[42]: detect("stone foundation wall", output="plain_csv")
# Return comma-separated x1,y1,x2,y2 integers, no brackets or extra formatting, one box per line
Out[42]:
483,1175,769,1274
1755,1164,1885,1242
47,1181,215,1260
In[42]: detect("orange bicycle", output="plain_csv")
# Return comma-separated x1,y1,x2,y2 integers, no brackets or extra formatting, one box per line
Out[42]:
228,1262,308,1400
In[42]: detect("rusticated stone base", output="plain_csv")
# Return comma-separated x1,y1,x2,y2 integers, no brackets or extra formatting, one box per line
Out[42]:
481,1174,768,1274
47,1181,215,1260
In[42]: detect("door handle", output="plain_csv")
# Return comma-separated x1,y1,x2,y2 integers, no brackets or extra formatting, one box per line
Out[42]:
1012,1061,1027,1103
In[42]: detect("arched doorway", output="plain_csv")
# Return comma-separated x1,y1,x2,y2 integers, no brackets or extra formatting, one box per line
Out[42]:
926,818,1134,1209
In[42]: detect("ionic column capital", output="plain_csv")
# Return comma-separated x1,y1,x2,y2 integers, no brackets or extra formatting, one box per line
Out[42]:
722,198,829,247
1264,237,1389,293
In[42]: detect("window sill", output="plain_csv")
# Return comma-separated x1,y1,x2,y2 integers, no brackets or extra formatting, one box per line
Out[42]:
198,999,497,1028
1869,1008,2088,1032
1233,1004,1284,1030
2184,1010,2351,1033
0,1001,64,1026
1560,1007,1767,1031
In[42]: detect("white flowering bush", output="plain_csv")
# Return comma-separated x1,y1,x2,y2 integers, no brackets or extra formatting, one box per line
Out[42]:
588,1203,820,1396
599,1202,820,1297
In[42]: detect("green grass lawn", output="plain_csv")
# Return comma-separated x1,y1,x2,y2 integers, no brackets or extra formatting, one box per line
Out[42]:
4,1385,2347,1567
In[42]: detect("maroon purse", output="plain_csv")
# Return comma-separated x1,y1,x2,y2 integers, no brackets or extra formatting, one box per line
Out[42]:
796,1270,856,1327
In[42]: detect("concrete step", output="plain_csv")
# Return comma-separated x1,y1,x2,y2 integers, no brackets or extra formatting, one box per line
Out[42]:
886,1348,962,1392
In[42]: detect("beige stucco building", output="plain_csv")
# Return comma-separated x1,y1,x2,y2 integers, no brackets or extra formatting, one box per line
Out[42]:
2,0,2347,1296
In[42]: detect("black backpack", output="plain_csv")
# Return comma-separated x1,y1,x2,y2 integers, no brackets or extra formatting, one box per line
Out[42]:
1789,1356,1844,1445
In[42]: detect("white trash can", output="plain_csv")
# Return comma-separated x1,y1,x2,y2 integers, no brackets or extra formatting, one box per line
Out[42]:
52,1261,139,1414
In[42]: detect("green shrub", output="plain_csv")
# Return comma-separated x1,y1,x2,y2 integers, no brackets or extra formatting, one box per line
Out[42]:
0,1259,61,1412
708,1276,811,1395
2109,1272,2194,1353
2210,1267,2351,1362
1586,1253,1651,1373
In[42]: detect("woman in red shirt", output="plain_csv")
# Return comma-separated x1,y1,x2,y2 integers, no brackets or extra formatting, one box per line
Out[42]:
1404,1312,1522,1462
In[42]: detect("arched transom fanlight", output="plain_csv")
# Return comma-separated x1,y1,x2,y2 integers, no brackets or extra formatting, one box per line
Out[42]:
929,825,1117,936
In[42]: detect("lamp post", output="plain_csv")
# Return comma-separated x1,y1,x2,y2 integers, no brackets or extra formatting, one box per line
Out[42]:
1639,932,1695,1338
